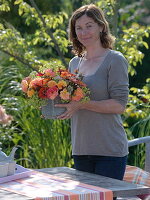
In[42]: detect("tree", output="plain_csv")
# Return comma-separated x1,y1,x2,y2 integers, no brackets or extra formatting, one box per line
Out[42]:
0,0,69,68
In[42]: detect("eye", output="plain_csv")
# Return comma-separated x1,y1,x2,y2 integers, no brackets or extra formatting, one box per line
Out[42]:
75,27,82,31
87,25,92,28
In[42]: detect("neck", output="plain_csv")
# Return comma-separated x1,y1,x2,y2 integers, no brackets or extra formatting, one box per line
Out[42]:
84,39,108,58
85,47,109,60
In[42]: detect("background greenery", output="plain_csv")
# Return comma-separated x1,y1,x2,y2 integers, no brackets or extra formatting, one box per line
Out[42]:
0,0,149,169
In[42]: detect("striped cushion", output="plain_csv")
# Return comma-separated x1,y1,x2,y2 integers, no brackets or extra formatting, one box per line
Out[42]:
124,165,150,200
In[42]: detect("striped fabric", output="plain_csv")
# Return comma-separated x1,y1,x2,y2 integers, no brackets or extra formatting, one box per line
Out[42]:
0,171,113,200
124,165,150,187
124,165,150,200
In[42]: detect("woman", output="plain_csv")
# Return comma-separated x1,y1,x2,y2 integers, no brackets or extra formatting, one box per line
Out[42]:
56,4,129,181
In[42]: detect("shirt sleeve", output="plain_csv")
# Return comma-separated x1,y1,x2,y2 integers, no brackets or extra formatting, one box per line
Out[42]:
108,54,129,107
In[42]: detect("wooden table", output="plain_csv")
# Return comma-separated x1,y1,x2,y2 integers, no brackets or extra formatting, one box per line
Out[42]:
0,167,150,200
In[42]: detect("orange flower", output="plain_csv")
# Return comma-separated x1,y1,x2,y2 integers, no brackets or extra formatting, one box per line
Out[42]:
44,69,55,77
21,79,29,93
29,78,43,89
46,86,58,100
24,76,31,84
27,88,35,97
60,88,70,100
57,80,67,89
60,70,75,78
47,80,57,88
70,77,86,87
72,87,84,101
43,78,50,86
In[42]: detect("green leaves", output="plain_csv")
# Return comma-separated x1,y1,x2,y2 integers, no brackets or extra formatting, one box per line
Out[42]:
96,0,116,16
43,12,68,29
0,0,10,12
14,0,23,4
125,78,150,120
1,0,69,67
0,24,37,69
116,23,150,76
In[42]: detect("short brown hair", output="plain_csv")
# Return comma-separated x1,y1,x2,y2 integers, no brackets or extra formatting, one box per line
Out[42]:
68,4,115,56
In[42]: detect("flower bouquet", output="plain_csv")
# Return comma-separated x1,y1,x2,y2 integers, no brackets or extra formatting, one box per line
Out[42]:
21,66,90,119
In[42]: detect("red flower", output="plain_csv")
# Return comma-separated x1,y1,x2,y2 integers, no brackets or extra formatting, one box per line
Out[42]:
36,72,44,76
38,87,48,99
46,86,58,100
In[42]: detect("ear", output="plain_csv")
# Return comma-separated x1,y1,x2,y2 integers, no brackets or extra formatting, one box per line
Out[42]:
99,24,105,33
102,24,107,32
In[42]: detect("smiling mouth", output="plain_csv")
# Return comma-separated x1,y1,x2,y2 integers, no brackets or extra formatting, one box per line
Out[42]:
81,37,91,41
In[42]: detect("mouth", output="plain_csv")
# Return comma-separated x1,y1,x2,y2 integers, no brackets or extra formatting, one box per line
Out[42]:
82,37,91,40
81,37,91,42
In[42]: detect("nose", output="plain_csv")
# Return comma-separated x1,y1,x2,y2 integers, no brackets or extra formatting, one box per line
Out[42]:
81,29,88,36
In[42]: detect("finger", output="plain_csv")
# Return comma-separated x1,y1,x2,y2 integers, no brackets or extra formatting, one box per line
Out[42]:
58,116,71,120
57,113,67,119
57,113,71,119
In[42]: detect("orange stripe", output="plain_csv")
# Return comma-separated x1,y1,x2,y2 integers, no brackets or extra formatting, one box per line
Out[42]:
76,182,113,200
104,191,113,200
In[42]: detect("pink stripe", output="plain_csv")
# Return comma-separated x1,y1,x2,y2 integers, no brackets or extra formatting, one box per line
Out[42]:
0,171,113,200
100,192,104,200
64,195,69,200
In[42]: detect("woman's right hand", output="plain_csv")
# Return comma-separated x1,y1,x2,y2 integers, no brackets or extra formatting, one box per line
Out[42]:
55,101,83,120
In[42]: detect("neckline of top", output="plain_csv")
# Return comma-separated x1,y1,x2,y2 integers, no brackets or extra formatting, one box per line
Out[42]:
78,50,112,78
83,49,111,61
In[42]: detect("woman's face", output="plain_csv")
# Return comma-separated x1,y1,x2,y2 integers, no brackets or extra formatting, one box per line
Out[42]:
75,14,102,48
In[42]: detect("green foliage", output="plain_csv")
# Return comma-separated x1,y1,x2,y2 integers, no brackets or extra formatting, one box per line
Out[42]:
14,0,69,55
0,0,69,69
96,0,116,16
123,78,150,168
117,24,150,76
125,78,149,124
119,0,150,26
14,0,40,25
15,98,72,168
0,0,10,12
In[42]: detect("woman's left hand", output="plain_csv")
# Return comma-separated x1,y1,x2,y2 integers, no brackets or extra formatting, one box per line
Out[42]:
55,101,83,120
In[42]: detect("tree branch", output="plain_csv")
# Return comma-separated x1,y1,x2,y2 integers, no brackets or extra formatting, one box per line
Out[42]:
112,0,119,38
29,0,68,68
0,49,36,71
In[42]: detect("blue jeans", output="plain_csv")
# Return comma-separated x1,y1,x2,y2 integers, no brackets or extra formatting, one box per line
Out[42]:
73,155,127,180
